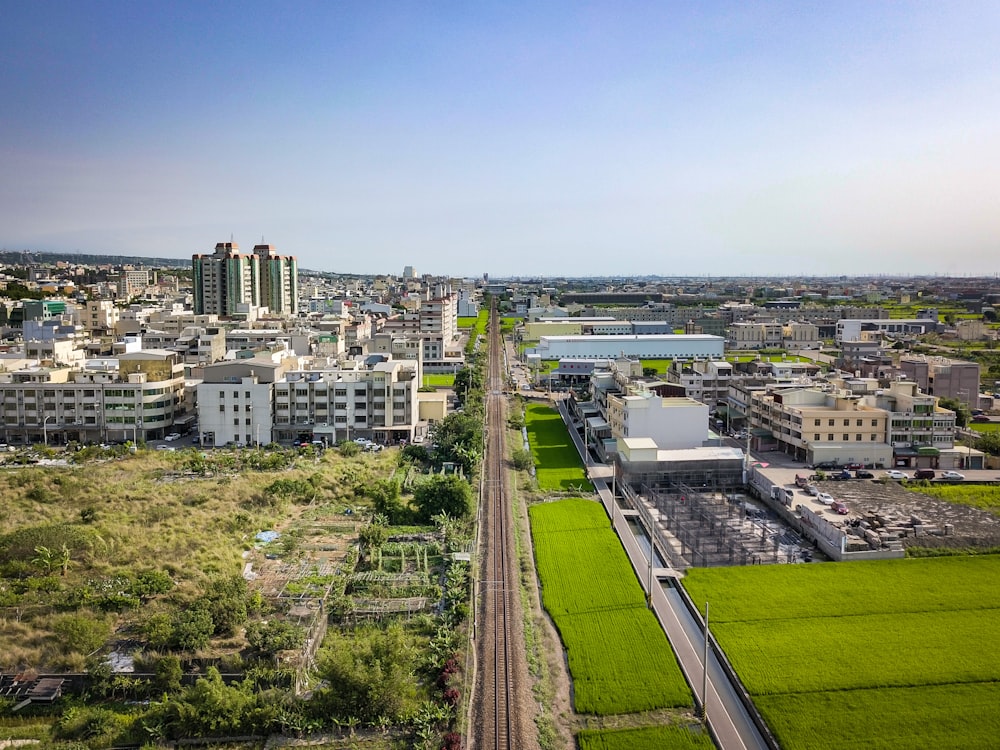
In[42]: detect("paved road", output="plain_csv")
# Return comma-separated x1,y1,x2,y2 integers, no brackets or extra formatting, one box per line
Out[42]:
596,480,770,750
553,400,771,750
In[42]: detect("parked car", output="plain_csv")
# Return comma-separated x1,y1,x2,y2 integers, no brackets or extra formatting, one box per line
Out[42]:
830,500,849,515
803,484,819,496
812,462,838,471
913,468,936,480
164,432,182,442
816,492,834,505
940,470,965,480
156,445,175,451
854,470,875,479
885,470,909,480
830,469,853,481
971,415,991,423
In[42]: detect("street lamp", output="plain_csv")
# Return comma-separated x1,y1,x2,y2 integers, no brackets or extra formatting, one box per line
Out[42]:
43,415,55,446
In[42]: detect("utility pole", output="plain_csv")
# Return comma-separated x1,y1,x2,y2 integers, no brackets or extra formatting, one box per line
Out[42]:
700,600,710,720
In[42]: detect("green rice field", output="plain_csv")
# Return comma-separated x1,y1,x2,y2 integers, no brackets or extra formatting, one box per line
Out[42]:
457,316,477,329
531,499,692,715
524,403,592,492
577,724,715,750
682,556,1000,749
969,421,1000,432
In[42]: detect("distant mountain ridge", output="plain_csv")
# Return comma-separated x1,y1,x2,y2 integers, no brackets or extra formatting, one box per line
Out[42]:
0,249,190,269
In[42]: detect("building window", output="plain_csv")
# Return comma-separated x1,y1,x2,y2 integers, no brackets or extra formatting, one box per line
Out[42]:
234,418,240,426
872,419,879,426
843,434,849,441
843,419,850,426
814,419,820,426
828,434,834,440
855,434,862,441
828,419,834,426
871,434,877,441
857,419,863,426
219,405,225,412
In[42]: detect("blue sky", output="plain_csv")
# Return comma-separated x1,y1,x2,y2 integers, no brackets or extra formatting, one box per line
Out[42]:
2,1,999,277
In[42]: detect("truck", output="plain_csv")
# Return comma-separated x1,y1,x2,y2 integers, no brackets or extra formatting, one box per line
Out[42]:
794,474,809,488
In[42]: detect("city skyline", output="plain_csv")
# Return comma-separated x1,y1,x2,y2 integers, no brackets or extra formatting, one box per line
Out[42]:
3,1,1000,277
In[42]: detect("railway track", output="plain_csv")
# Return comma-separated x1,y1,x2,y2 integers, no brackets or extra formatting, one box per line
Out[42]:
471,300,533,750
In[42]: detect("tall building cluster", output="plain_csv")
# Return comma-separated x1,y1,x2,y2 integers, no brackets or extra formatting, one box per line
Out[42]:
192,242,298,317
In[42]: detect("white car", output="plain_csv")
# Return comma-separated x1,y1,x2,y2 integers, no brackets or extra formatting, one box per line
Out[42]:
164,432,182,441
816,492,834,505
156,445,175,451
940,471,965,481
885,470,909,480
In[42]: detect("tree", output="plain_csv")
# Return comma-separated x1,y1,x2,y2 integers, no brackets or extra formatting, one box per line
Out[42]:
510,447,533,471
412,475,474,523
245,620,304,655
312,622,419,724
155,654,183,693
171,603,214,651
938,397,970,428
365,478,408,524
976,431,1000,457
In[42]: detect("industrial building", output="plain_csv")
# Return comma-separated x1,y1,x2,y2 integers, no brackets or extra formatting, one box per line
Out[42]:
527,334,724,361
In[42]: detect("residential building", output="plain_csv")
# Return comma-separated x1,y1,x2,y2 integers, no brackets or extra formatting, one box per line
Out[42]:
748,386,891,467
254,244,299,315
666,360,733,407
898,356,981,407
193,242,259,316
0,350,188,445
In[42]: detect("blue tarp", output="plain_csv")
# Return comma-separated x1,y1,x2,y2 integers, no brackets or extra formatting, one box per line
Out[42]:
255,530,280,544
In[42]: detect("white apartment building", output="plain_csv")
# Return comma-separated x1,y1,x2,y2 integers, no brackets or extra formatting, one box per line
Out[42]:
274,360,419,445
197,357,422,447
607,392,710,449
666,360,733,406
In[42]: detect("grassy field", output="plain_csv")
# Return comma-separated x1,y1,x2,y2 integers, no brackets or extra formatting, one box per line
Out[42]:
422,372,456,387
0,445,396,671
640,358,673,374
682,556,1000,749
906,483,1000,516
457,316,477,329
969,421,1000,432
577,724,715,749
523,403,592,492
530,499,692,715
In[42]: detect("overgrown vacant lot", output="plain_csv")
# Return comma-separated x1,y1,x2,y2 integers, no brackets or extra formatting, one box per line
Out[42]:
683,557,1000,750
906,482,1000,517
0,446,396,671
524,403,592,492
530,499,691,715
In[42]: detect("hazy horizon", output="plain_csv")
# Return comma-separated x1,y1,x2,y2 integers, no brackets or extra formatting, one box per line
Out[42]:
3,2,1000,277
